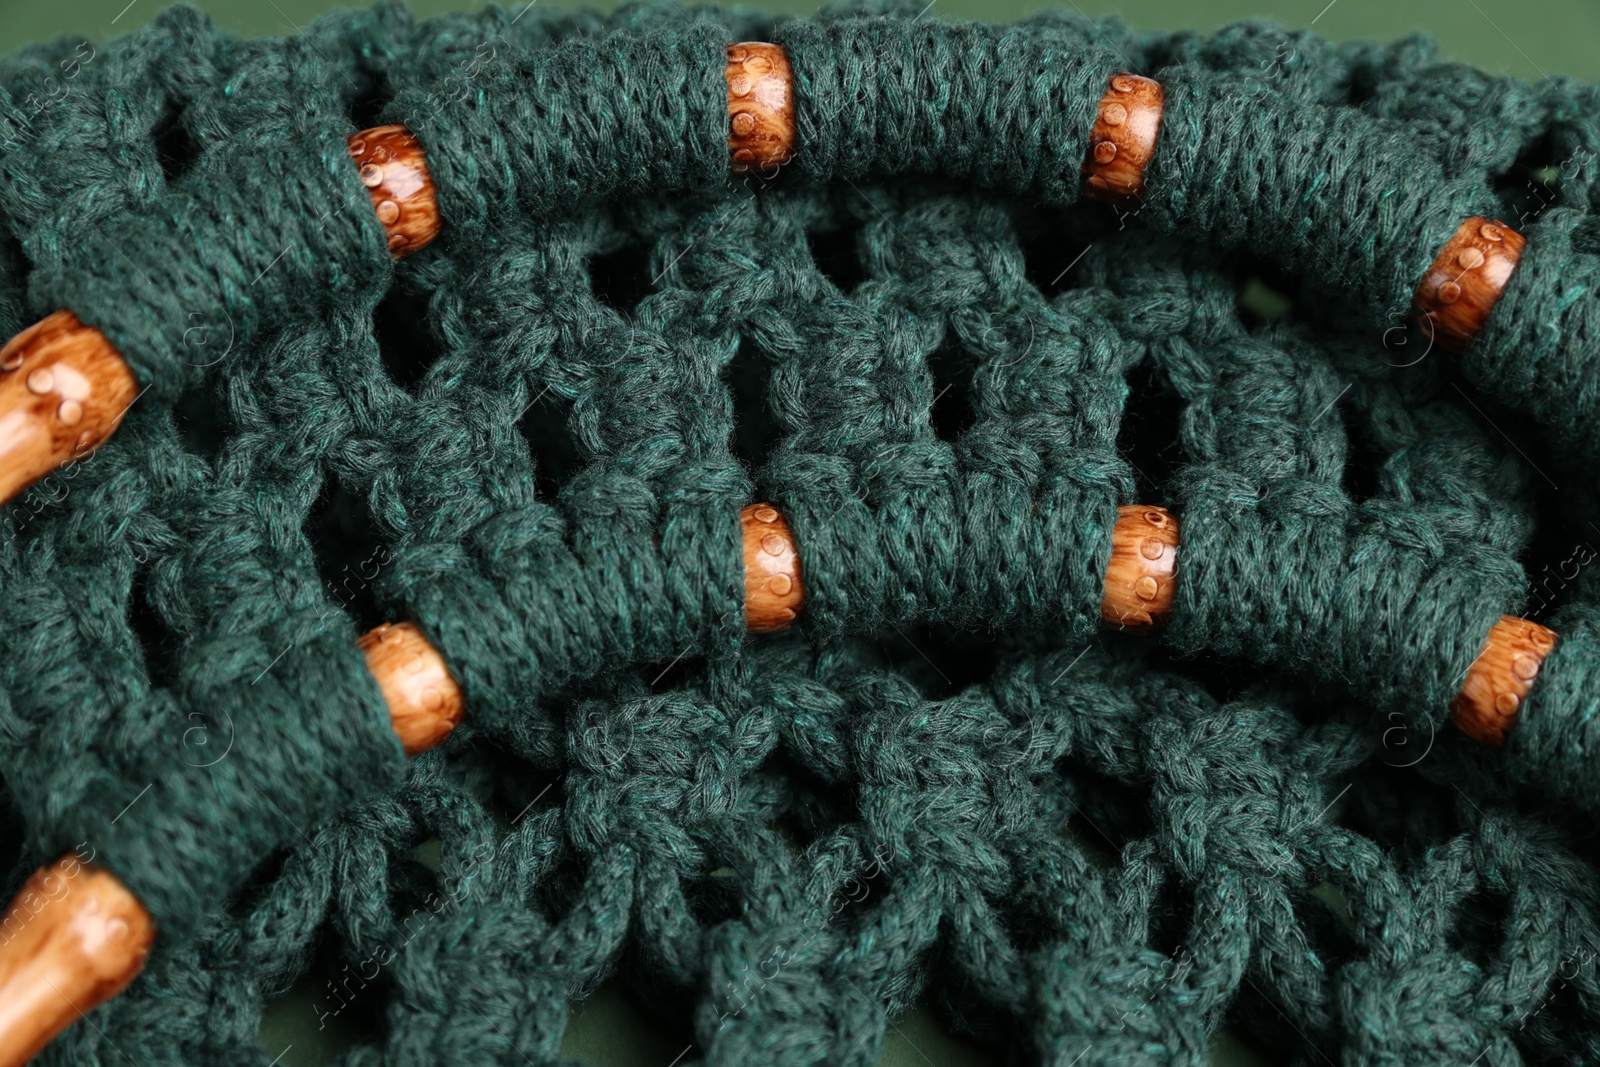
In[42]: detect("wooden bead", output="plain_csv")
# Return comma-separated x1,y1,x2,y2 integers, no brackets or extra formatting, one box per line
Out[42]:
1101,504,1179,632
1412,216,1525,353
347,125,440,259
742,503,804,633
1082,73,1165,204
1451,614,1556,747
0,311,139,506
0,855,153,1067
359,622,464,756
726,43,795,173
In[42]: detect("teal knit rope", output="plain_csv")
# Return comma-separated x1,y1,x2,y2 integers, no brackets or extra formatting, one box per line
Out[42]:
2,2,1600,1064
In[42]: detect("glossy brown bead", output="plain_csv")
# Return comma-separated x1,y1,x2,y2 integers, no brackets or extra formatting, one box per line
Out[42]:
742,503,804,633
0,311,139,507
1412,216,1525,354
726,43,796,173
359,622,464,756
1082,73,1165,204
347,125,441,259
0,855,153,1067
1101,505,1179,632
1451,614,1556,747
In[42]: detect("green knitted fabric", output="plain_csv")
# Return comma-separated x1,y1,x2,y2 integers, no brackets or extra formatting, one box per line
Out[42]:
3,1,1600,1064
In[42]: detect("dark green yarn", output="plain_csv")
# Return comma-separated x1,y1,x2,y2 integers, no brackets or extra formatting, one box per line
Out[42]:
65,636,1600,1066
11,2,1596,449
1079,232,1531,722
772,16,1109,202
2,2,1600,1064
1139,67,1491,313
393,20,733,239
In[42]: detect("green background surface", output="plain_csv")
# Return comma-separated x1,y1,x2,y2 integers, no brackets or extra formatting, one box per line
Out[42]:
0,0,1590,1064
1,0,1598,81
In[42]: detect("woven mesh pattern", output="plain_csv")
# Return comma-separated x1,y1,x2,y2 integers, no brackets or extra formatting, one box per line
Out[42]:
2,2,1600,1064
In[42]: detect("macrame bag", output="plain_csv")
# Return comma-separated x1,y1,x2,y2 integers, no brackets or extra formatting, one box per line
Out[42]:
0,1,1598,1064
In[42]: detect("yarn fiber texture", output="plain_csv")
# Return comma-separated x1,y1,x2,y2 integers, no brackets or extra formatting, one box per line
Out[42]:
1,2,1600,1065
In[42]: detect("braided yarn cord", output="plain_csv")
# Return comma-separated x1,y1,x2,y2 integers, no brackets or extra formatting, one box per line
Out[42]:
1,1,1600,1064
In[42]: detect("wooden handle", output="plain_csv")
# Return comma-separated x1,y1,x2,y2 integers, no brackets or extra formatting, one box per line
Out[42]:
741,503,805,633
1101,504,1180,632
348,126,441,259
1082,74,1165,203
360,621,464,755
726,43,795,173
0,311,139,507
0,855,153,1067
1412,216,1525,354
